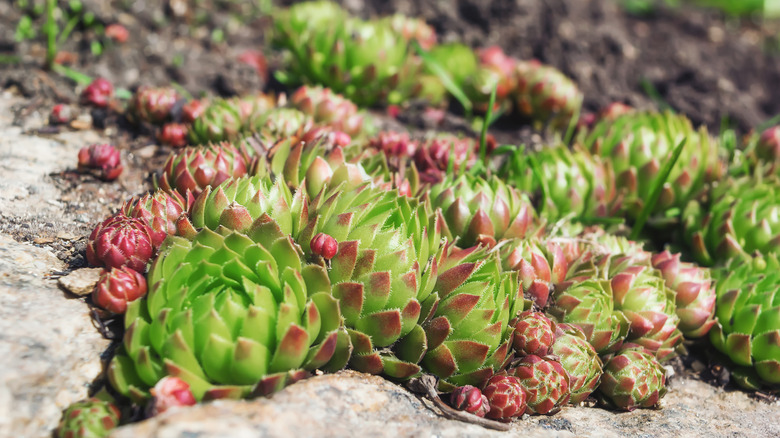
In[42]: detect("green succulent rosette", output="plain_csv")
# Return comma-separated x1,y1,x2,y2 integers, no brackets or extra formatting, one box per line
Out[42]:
583,111,724,219
551,323,603,404
300,184,441,379
548,278,630,355
427,174,540,248
503,144,619,222
515,60,583,130
108,227,344,402
710,254,780,388
421,244,525,390
597,346,667,411
177,176,308,238
55,397,121,438
273,2,421,106
684,173,780,266
248,135,371,199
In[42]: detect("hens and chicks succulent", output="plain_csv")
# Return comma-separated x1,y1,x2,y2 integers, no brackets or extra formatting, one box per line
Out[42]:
56,1,780,436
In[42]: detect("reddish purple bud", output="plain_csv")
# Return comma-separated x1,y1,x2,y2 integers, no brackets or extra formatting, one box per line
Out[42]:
86,214,154,272
512,311,556,357
451,385,490,418
311,233,338,260
159,123,188,148
130,86,180,124
93,266,147,314
150,376,197,415
77,144,123,181
237,49,269,82
80,78,114,107
50,104,73,124
105,23,129,43
181,99,207,124
483,374,527,421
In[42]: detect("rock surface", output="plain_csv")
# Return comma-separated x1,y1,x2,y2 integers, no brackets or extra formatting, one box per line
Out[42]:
0,235,110,438
112,370,780,438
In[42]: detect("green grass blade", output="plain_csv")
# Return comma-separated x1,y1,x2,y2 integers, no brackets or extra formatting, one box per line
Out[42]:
479,85,497,165
412,41,473,117
640,78,673,112
52,63,92,85
630,137,687,240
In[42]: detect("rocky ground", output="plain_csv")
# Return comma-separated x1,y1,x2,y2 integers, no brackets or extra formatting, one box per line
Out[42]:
1,86,780,438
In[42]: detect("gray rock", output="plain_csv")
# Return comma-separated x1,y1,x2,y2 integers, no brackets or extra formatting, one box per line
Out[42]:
0,235,110,438
58,267,104,296
112,370,780,438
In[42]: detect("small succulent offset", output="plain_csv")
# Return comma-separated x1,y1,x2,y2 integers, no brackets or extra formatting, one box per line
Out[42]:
511,311,557,357
510,355,571,415
86,214,155,272
514,60,583,130
55,397,121,438
80,78,114,108
289,85,365,137
450,385,490,418
149,376,197,415
482,374,527,421
93,266,148,314
78,144,123,181
597,346,667,411
122,189,190,250
498,238,568,307
709,254,780,389
551,323,603,404
109,227,344,402
129,86,181,125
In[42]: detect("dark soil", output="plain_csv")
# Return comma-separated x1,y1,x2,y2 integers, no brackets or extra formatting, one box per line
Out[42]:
1,0,779,402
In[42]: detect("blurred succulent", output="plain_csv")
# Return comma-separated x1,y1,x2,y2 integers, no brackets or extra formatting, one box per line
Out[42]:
427,174,539,248
498,239,567,307
463,46,516,112
80,78,113,108
273,2,421,106
129,86,181,125
368,130,418,159
247,134,370,199
86,214,154,272
514,60,582,130
50,104,73,124
77,144,123,181
548,278,629,354
510,311,556,357
584,111,724,219
108,227,344,402
450,385,490,418
482,374,527,421
290,85,365,137
157,143,250,198
254,108,312,141
93,266,148,314
123,189,190,250
551,323,603,404
181,99,207,124
159,123,189,148
597,347,667,411
651,251,716,338
383,13,437,50
188,99,242,144
503,144,618,222
299,184,440,379
424,43,478,91
756,126,780,163
420,244,522,389
510,355,571,415
709,254,780,388
55,398,120,438
414,134,486,183
149,376,197,415
684,173,780,266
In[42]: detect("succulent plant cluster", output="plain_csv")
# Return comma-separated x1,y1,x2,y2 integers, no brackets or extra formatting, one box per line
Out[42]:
56,1,780,434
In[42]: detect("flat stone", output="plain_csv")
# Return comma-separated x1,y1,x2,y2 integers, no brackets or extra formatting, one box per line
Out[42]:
111,370,780,438
58,267,104,296
0,235,110,438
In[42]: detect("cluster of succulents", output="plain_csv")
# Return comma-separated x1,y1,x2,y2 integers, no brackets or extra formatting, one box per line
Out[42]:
54,2,780,435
